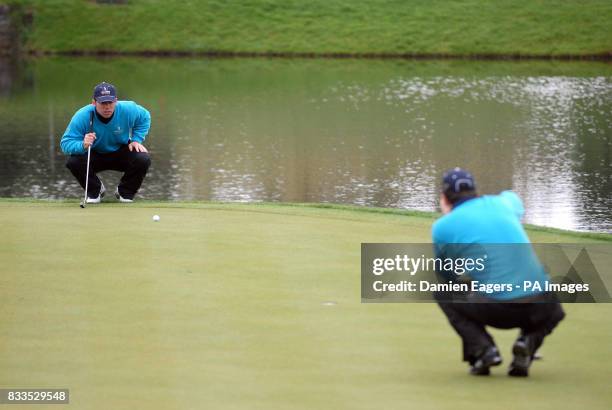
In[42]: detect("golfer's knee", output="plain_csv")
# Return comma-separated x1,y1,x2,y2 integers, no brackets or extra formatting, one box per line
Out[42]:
65,155,86,171
133,153,151,170
545,304,565,333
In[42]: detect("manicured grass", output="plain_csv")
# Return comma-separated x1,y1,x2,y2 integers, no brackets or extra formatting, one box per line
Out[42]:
1,201,611,409
15,0,612,57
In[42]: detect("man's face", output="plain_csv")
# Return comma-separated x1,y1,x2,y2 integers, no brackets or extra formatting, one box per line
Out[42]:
93,99,117,118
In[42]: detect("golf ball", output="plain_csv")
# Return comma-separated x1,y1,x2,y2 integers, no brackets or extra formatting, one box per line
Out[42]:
153,215,160,222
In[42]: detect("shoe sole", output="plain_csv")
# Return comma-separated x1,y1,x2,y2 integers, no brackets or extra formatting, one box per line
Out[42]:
114,191,133,203
508,341,530,377
470,351,502,376
86,185,106,204
470,367,491,376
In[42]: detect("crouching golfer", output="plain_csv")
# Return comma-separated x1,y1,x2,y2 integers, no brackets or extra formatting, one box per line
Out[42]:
432,168,565,377
61,82,151,203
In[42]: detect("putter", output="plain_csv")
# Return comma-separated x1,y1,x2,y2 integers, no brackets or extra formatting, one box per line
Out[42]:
80,111,95,208
79,145,92,208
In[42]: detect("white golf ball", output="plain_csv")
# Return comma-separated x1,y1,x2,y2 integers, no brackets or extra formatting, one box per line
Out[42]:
152,215,160,222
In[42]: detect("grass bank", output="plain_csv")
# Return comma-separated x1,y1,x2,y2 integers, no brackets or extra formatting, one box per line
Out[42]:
15,0,612,58
2,199,611,240
1,200,611,409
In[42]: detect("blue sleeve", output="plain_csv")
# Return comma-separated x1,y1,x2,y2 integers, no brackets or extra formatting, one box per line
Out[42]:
432,220,446,262
432,222,457,281
499,191,524,221
431,218,448,247
60,108,90,155
432,223,441,248
130,103,151,143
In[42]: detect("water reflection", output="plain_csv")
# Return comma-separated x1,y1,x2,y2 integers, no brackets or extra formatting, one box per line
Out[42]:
0,58,610,232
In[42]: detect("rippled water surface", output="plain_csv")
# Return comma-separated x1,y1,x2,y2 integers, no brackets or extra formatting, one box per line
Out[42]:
0,58,610,232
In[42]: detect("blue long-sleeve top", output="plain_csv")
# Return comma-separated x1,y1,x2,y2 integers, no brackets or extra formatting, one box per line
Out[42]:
60,101,151,155
432,191,549,300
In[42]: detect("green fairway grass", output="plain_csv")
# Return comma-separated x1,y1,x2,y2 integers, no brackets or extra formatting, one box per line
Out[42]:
1,201,611,409
15,0,612,57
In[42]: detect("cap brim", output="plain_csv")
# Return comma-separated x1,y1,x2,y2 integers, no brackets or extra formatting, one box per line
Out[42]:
95,96,116,103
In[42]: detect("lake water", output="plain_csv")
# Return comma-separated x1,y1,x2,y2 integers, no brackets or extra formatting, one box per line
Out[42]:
0,57,610,232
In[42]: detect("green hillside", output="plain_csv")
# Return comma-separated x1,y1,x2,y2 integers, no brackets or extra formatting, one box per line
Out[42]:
14,0,612,57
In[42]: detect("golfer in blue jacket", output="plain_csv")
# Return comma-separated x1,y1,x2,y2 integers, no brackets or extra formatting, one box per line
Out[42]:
61,82,151,203
432,168,565,377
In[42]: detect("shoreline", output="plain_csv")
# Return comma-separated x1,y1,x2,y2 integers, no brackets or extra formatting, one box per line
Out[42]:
26,49,612,61
1,199,610,239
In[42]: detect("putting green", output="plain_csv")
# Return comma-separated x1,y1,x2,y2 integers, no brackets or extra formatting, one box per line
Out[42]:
1,201,610,410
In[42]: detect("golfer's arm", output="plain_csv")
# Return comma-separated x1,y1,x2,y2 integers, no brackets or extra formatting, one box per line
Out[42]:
60,120,88,155
432,242,454,281
431,227,458,281
130,106,151,143
499,190,525,221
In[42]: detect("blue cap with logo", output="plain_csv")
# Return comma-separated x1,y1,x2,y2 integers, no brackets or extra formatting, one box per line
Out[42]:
93,82,117,103
442,167,476,194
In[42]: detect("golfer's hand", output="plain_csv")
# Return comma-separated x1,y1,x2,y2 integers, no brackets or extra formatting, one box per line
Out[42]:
128,141,148,153
83,132,96,149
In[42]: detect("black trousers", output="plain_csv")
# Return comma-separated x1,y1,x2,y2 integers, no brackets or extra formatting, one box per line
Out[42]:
435,291,565,365
66,145,151,199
